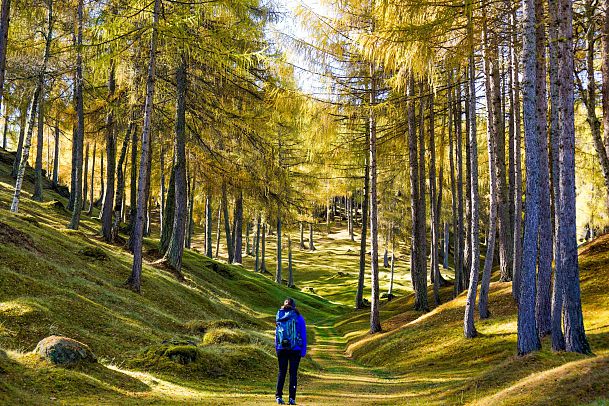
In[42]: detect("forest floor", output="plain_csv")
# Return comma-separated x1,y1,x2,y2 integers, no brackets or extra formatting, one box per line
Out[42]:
0,147,608,405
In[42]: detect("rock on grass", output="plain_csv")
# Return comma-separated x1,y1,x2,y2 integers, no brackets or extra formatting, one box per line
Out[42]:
34,336,97,366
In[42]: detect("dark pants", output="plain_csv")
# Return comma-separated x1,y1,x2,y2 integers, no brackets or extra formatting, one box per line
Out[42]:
275,349,301,400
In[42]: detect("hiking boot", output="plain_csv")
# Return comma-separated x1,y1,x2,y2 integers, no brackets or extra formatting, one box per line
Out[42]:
288,399,296,405
276,397,285,404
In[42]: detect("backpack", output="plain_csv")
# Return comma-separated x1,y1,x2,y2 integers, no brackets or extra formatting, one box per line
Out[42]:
276,309,301,350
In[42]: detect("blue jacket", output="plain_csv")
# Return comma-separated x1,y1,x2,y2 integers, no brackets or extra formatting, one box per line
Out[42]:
275,308,307,357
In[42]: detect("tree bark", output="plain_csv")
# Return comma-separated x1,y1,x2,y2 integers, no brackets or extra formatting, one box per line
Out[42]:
548,0,566,352
276,214,282,283
0,0,11,120
369,62,381,333
160,167,175,255
11,103,26,178
288,235,294,287
159,141,166,236
233,190,243,264
83,143,89,212
309,222,316,251
11,0,52,213
222,183,233,262
205,189,213,257
52,119,60,188
464,1,480,338
126,0,160,292
162,55,188,275
101,60,117,242
535,0,552,339
557,0,591,355
33,91,45,202
255,215,261,272
112,123,131,240
518,0,542,355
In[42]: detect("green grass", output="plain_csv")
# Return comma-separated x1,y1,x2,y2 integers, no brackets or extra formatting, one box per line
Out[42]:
1,147,609,405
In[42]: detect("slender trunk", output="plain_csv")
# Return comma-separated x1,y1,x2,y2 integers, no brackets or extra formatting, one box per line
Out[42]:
159,142,165,235
97,150,104,208
163,55,188,275
369,62,381,333
464,0,480,338
511,4,524,303
126,0,161,292
215,206,221,258
11,0,52,213
52,119,59,188
205,190,213,257
448,78,460,294
535,0,552,338
443,222,449,269
101,60,116,242
33,92,45,202
112,123,131,240
261,222,267,272
255,215,261,272
558,0,591,355
356,107,370,310
11,103,26,178
479,14,499,319
455,79,465,290
288,235,294,287
309,222,316,251
160,167,175,254
233,191,243,264
0,0,11,119
276,214,282,283
603,0,609,171
548,0,565,351
10,91,41,213
87,143,95,214
429,93,441,306
83,143,89,212
222,183,233,262
518,0,542,355
299,222,306,250
129,120,138,233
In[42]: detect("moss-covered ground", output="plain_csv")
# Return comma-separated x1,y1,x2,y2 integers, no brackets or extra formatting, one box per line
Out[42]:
0,147,608,405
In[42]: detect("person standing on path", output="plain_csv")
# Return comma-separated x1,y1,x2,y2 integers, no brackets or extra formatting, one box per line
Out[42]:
275,298,307,405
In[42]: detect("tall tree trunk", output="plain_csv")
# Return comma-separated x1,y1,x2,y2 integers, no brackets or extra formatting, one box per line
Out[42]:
101,60,116,242
479,19,499,319
11,103,26,178
205,189,213,257
356,102,369,309
87,143,95,214
222,183,233,263
11,0,52,213
558,0,591,355
233,191,243,264
215,206,221,258
255,215,261,272
33,92,45,202
126,0,160,292
464,0,480,338
0,0,11,119
409,76,422,305
163,55,188,275
603,0,609,182
535,0,552,339
159,142,166,236
448,78,460,295
97,150,104,208
160,167,175,255
52,119,59,188
299,222,306,250
416,83,428,311
288,235,294,287
511,4,524,303
276,214,282,284
369,63,381,332
83,143,89,212
429,93,441,306
112,123,131,240
548,0,566,351
261,222,267,272
309,222,316,251
129,119,138,235
517,0,542,355
455,79,465,290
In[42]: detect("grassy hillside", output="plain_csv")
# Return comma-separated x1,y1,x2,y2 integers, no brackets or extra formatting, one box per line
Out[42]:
343,235,609,405
0,149,336,404
1,147,609,405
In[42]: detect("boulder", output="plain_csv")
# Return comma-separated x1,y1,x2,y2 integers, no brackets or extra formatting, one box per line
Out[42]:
34,336,97,366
